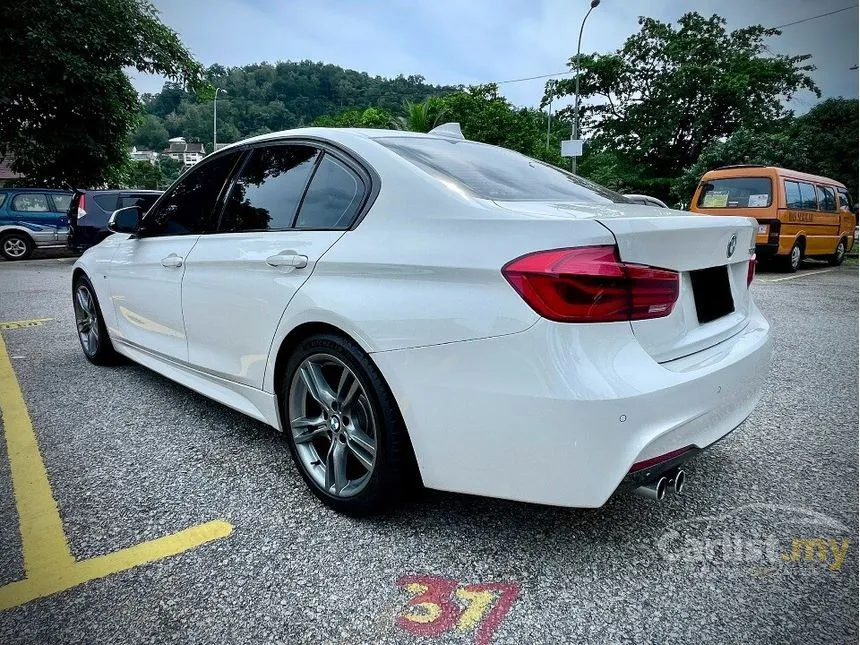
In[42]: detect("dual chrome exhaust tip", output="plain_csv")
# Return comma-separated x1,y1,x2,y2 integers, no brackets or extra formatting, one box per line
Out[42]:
634,468,685,501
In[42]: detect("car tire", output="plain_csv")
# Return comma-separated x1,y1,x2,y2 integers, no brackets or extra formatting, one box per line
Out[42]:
783,240,803,273
828,238,847,266
72,275,119,365
281,333,417,515
0,232,34,261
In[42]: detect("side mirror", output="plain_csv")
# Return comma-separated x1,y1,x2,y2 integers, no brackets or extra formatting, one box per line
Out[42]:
107,206,141,234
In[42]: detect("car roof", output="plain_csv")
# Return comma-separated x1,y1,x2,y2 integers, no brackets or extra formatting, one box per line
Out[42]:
702,165,846,188
214,126,457,154
0,187,71,193
77,189,162,194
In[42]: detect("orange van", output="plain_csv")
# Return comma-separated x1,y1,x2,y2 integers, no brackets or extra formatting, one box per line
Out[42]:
690,165,856,272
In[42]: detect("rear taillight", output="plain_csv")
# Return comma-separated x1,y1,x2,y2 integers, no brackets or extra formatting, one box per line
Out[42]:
77,194,87,220
502,246,679,323
747,254,756,287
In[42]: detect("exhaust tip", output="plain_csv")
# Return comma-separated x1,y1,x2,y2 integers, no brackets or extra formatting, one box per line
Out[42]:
672,469,686,495
634,476,667,501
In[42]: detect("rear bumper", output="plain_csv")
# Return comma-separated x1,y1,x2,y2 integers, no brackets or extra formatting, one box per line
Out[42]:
373,303,771,508
67,224,105,251
755,242,780,259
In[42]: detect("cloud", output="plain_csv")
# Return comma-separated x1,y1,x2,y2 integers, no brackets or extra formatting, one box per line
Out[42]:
134,0,858,111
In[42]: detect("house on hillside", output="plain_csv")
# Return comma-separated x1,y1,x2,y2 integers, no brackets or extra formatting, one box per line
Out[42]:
0,156,23,187
129,147,159,164
161,137,205,168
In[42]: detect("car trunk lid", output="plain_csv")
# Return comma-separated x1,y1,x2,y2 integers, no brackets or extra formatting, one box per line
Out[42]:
492,201,757,362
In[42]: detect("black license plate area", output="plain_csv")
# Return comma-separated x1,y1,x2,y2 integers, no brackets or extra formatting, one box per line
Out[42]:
689,266,734,323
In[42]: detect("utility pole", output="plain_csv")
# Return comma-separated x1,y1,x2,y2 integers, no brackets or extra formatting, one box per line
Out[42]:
571,0,600,174
213,88,227,151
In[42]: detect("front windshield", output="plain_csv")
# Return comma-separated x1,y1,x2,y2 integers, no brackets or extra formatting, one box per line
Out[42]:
375,136,629,204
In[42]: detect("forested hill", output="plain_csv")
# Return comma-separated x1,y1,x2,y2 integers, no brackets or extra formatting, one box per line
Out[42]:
131,60,455,151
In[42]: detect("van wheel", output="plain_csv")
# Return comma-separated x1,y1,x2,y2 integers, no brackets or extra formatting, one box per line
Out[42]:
783,240,803,273
0,232,34,261
828,238,847,266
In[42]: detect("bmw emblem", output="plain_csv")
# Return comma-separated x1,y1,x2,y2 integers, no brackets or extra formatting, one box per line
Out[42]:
727,234,737,258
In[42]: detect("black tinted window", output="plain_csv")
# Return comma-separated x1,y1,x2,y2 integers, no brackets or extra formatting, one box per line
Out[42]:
144,152,240,235
220,145,318,232
697,177,772,208
377,137,625,203
93,194,119,212
816,185,836,212
798,182,817,210
121,194,160,212
295,155,364,229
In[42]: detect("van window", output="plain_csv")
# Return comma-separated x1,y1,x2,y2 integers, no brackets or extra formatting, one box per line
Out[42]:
816,185,836,212
837,187,854,211
93,194,119,212
697,177,772,208
797,182,817,210
784,180,803,209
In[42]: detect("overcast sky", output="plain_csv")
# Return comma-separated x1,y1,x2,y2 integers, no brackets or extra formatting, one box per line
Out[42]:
130,0,859,112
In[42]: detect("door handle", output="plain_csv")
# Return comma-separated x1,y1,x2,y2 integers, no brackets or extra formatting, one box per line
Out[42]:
161,253,183,268
266,252,308,269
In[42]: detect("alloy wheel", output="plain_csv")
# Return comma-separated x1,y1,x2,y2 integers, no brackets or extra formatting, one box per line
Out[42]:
74,284,100,356
3,237,28,259
288,353,377,498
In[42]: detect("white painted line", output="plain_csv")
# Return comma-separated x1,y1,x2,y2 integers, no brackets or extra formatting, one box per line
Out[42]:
758,268,837,283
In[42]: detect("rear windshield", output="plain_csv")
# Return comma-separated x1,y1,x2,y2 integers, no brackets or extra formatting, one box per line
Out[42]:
375,137,628,203
121,194,160,212
697,177,772,209
93,193,119,212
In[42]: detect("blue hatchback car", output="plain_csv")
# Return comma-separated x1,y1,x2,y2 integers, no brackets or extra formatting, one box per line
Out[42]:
0,188,73,260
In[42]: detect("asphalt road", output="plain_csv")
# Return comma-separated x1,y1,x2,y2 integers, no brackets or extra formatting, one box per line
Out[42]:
0,257,857,644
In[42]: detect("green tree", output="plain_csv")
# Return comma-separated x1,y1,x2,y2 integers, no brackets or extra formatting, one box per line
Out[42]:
545,12,820,200
313,107,396,128
0,0,204,186
125,160,162,189
157,156,183,187
394,99,448,132
797,98,859,199
131,114,170,151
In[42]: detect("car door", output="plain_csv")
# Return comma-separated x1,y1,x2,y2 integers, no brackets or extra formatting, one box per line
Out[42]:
107,151,242,361
181,142,369,388
47,193,72,242
8,192,57,245
814,185,840,253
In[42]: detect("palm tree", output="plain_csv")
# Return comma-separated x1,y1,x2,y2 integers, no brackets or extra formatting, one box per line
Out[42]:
394,99,448,132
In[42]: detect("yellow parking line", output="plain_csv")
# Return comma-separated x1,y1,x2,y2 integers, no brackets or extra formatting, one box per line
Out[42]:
759,268,837,283
0,332,233,610
0,318,53,330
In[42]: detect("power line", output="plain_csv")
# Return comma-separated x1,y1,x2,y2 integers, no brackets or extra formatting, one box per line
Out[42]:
485,5,860,87
772,4,857,30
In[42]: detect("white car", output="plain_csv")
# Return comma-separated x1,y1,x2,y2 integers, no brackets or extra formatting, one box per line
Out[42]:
72,124,771,514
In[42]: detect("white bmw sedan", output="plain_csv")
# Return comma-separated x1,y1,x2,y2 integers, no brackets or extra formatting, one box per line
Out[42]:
72,124,771,514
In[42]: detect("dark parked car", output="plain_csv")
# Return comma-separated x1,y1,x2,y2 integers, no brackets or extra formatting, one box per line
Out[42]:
0,187,73,260
68,190,162,252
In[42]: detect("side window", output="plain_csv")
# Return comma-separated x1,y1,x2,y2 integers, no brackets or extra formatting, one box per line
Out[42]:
816,185,836,212
143,151,241,236
797,182,818,210
295,154,364,230
51,194,72,213
837,187,853,211
121,194,160,213
784,181,802,209
0,194,6,208
220,145,319,232
11,193,49,212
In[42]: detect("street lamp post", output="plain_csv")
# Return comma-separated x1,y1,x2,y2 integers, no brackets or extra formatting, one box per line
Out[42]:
213,88,227,151
571,0,600,174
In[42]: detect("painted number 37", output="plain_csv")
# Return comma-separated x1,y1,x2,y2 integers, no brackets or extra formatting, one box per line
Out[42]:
396,574,520,645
